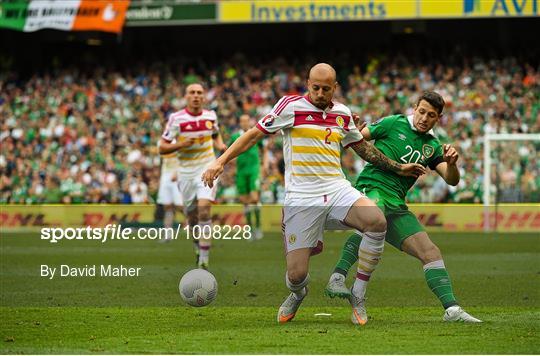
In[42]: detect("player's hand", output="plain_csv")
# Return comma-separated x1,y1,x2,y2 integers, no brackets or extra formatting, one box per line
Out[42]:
179,137,196,148
398,163,426,178
443,144,459,165
170,172,177,182
352,113,367,131
215,142,228,152
202,161,224,188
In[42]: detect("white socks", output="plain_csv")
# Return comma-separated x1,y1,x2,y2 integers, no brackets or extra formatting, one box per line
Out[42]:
198,220,212,264
285,272,309,300
352,231,385,299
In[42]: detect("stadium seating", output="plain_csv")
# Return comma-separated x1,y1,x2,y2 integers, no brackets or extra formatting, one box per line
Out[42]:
1,54,538,204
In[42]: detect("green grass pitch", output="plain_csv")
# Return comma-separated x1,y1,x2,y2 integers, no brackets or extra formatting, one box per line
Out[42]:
1,230,538,354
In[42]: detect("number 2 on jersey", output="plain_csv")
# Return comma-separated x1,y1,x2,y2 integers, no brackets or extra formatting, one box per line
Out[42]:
324,128,332,144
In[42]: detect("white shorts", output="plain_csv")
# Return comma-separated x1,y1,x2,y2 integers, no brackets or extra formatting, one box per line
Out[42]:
178,176,218,208
157,173,183,206
282,186,364,255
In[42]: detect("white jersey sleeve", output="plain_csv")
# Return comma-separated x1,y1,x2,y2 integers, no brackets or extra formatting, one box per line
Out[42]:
162,113,181,143
340,107,364,148
256,96,299,134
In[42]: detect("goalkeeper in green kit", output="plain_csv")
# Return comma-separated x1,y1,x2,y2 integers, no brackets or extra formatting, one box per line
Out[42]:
229,114,268,240
325,91,481,324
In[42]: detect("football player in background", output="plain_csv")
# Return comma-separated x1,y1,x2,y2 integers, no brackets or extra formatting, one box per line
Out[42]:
156,152,183,242
159,83,227,269
229,114,268,240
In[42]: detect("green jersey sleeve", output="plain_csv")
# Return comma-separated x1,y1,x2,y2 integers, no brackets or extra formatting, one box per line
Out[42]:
368,115,401,140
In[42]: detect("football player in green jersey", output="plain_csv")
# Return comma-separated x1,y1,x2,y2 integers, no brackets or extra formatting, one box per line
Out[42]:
229,114,268,240
325,91,482,323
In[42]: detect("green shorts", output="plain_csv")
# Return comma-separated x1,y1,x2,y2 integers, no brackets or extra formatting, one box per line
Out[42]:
236,170,260,195
358,185,425,250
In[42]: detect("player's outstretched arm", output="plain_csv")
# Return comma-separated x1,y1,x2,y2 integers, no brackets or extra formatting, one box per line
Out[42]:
350,140,426,178
435,144,460,186
158,137,196,155
202,127,266,187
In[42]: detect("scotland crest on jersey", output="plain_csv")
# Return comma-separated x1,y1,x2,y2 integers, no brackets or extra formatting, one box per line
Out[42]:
336,116,345,128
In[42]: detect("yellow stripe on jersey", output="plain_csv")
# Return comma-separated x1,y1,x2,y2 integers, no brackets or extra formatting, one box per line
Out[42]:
183,146,213,154
181,159,214,168
292,173,342,177
291,127,343,143
179,136,212,143
291,160,340,168
292,145,340,157
160,153,176,158
180,152,214,161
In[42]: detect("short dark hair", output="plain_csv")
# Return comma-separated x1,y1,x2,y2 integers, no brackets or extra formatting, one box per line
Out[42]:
416,91,445,115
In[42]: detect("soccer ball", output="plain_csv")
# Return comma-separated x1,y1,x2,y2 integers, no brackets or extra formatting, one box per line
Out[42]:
179,269,218,307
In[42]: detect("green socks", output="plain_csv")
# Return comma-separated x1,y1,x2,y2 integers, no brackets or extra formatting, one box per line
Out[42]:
244,205,252,227
253,204,261,229
423,260,458,309
244,204,261,229
333,233,362,276
333,235,459,310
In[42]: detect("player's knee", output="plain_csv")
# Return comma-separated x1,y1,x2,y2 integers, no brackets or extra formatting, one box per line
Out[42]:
199,212,210,221
366,214,387,233
420,244,442,264
287,268,308,285
187,212,197,225
198,207,211,221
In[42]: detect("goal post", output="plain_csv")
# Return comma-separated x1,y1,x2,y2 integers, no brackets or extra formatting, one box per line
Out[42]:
483,133,540,231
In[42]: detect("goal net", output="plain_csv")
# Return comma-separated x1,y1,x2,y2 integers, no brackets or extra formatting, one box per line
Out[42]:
482,133,540,231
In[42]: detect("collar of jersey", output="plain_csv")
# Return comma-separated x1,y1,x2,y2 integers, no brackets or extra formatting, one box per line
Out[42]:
185,108,203,117
303,95,335,112
407,115,435,136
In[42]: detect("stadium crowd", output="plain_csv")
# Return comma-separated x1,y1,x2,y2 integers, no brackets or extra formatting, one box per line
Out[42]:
1,53,539,204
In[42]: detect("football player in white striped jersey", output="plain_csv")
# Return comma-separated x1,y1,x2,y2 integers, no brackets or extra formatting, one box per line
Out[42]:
202,64,425,323
157,153,183,243
159,83,227,269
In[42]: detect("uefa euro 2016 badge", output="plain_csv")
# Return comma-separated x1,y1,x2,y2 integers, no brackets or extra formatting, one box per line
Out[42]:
336,116,344,128
205,120,213,129
262,114,275,127
422,144,434,158
288,234,297,244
